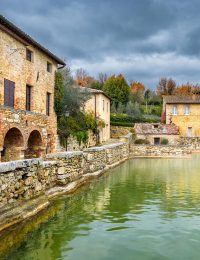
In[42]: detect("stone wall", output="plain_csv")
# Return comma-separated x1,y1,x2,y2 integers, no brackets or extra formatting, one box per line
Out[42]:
0,159,57,208
0,139,131,211
111,126,133,139
130,144,191,157
65,130,97,151
135,134,179,145
0,25,58,162
177,137,200,150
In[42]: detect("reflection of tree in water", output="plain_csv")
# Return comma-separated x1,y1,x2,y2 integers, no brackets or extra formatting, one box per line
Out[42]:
4,155,200,259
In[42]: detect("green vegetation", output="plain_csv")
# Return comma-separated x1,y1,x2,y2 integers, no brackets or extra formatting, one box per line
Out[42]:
161,138,169,145
134,139,150,144
55,68,100,148
110,113,160,126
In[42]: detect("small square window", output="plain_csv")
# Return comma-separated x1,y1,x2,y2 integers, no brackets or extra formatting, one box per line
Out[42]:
26,49,33,62
47,62,52,73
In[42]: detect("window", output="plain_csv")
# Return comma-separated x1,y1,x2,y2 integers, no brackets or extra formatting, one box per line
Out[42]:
103,100,105,111
107,102,109,112
26,85,32,111
26,49,33,62
184,105,190,115
154,124,159,129
4,79,15,108
154,138,160,145
188,127,193,137
46,92,51,116
47,62,52,73
172,105,178,115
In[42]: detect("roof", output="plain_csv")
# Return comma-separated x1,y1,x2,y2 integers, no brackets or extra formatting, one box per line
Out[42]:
79,87,111,99
163,95,200,104
134,123,179,135
0,15,65,65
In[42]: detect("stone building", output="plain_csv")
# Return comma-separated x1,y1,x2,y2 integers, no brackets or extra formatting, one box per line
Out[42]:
0,16,65,162
163,95,200,137
134,123,179,145
82,87,110,143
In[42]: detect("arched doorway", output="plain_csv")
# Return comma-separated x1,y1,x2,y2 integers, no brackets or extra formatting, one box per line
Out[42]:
25,130,43,159
2,128,24,162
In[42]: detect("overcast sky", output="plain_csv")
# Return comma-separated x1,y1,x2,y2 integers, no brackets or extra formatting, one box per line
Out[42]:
1,0,200,88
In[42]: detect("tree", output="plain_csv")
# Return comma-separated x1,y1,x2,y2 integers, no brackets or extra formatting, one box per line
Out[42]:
130,81,145,93
98,73,107,84
157,78,176,96
75,68,95,87
54,71,65,117
103,74,130,107
55,67,92,148
126,101,141,117
90,80,103,90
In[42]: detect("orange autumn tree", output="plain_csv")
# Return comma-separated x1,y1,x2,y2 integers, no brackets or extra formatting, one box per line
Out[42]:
130,81,145,93
174,84,192,96
75,68,95,87
175,83,200,96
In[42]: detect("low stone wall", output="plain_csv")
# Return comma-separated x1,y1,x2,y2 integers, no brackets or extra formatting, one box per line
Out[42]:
130,144,191,157
0,140,131,216
178,137,200,150
110,126,133,139
46,152,83,185
0,159,57,208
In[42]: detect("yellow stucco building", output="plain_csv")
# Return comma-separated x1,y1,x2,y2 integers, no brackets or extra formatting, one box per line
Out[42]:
163,95,200,137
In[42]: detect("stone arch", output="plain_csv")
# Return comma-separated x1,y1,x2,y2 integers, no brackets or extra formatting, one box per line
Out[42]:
25,130,44,159
1,127,24,162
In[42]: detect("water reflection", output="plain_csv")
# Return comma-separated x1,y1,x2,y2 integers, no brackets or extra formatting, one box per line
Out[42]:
2,155,200,259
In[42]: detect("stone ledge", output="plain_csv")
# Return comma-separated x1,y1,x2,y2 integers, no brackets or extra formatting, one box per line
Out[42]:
42,161,57,168
85,142,125,152
46,151,83,159
0,159,43,173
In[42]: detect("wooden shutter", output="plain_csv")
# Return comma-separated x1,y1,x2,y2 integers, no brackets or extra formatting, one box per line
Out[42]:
46,92,51,116
26,85,31,111
4,79,15,107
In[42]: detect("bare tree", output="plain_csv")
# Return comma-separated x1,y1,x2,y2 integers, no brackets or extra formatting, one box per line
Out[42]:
157,77,176,96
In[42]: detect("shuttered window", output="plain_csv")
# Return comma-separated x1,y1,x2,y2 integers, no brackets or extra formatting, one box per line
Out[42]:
46,92,51,116
26,85,32,111
4,79,15,108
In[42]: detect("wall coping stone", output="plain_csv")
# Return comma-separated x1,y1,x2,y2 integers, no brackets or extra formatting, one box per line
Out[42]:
42,161,57,168
84,142,125,152
103,142,126,149
0,159,43,173
46,151,83,159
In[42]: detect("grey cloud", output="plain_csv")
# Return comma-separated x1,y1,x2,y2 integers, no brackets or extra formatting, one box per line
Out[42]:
1,0,200,87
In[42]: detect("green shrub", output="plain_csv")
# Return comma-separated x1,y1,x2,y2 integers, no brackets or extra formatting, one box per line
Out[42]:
110,121,134,127
161,138,169,145
111,113,160,124
73,131,88,145
134,139,150,144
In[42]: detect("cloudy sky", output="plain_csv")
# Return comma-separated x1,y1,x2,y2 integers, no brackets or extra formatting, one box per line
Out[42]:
1,0,200,88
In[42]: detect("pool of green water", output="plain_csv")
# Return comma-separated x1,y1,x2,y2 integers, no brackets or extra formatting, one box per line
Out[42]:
2,155,200,260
